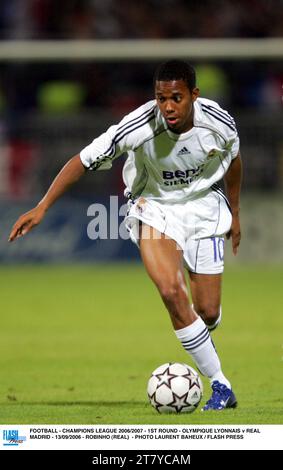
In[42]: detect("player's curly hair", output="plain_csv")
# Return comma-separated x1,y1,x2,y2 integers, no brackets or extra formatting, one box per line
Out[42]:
154,60,196,92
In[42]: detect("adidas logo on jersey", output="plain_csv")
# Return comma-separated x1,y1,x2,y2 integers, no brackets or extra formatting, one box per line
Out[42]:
177,146,191,156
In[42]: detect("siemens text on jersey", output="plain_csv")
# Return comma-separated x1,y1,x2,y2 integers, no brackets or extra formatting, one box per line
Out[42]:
162,166,205,186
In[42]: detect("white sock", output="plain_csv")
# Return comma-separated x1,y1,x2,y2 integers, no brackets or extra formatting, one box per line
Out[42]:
210,371,231,389
175,317,231,388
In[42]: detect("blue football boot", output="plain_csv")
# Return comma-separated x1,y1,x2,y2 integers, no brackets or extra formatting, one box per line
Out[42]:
201,381,237,411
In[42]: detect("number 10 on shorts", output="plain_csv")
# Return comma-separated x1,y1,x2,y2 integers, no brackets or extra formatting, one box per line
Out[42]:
211,237,224,263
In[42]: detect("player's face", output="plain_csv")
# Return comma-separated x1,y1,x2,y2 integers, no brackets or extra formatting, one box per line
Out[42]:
155,80,199,134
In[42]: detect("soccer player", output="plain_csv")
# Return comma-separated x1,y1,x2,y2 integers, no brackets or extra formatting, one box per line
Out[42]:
9,60,242,411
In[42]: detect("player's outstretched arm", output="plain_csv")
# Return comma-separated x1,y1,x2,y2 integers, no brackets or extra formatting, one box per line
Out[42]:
8,154,86,242
224,152,242,255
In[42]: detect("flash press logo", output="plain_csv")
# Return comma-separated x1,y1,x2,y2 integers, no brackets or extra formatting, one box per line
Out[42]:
3,429,26,446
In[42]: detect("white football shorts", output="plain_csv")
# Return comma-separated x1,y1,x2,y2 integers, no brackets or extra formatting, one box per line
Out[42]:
124,190,232,274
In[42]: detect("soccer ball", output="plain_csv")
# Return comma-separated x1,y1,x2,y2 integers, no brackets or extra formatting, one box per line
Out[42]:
147,362,203,413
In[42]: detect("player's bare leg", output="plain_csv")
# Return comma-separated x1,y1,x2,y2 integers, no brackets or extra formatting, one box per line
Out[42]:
188,273,222,331
139,224,196,330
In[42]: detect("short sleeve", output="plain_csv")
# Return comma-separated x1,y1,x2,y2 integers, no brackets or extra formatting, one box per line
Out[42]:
231,132,240,159
80,125,119,171
79,100,157,171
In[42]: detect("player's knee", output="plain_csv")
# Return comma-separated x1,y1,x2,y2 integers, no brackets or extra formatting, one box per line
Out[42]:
158,283,179,304
196,304,220,326
158,279,188,305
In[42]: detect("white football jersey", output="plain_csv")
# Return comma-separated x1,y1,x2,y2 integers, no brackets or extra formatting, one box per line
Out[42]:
80,97,240,204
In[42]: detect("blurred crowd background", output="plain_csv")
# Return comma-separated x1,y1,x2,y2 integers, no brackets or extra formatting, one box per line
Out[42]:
0,0,282,201
1,0,283,39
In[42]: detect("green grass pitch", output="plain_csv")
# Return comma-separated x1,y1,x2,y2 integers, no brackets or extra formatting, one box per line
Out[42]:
0,264,282,425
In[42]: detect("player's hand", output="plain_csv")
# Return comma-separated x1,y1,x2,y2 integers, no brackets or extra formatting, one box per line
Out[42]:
8,205,46,242
226,214,241,255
